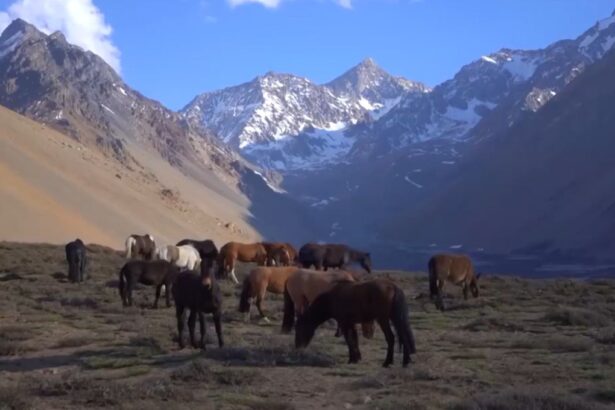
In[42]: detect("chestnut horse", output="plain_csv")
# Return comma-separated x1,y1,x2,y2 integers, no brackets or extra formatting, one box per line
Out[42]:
239,266,300,322
295,279,416,368
262,242,296,266
217,242,267,284
428,253,480,311
125,234,156,260
282,269,373,338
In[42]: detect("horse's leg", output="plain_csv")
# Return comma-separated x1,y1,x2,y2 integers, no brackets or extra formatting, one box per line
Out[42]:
255,288,270,323
165,279,172,308
198,312,206,350
127,278,133,307
378,318,395,368
153,284,162,309
188,310,198,348
437,280,446,311
213,310,224,347
176,305,186,349
349,325,361,363
229,258,239,284
462,282,469,300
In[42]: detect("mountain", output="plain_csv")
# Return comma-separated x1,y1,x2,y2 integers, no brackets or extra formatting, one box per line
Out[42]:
385,44,615,263
182,59,427,170
0,19,321,246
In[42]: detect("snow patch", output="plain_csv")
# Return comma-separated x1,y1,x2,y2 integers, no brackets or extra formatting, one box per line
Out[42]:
404,176,423,188
55,110,63,120
0,31,23,58
449,244,463,249
481,55,498,64
503,55,539,81
101,104,115,115
598,14,615,31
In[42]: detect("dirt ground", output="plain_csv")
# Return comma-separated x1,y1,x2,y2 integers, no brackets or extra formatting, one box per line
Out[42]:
0,242,614,410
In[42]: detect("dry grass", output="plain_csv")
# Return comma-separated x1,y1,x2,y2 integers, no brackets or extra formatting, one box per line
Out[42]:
0,242,614,409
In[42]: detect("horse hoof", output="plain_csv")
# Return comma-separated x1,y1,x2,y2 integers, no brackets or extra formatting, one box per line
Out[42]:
262,317,271,324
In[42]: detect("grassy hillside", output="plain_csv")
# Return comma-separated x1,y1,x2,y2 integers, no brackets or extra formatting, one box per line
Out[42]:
0,242,614,409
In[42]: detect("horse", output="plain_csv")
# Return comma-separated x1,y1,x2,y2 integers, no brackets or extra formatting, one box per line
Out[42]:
125,234,156,260
261,242,296,266
239,266,300,322
65,239,87,283
217,242,267,284
282,269,373,338
298,243,372,273
172,264,223,350
428,253,480,311
118,260,179,308
156,244,201,271
176,239,218,269
295,279,416,368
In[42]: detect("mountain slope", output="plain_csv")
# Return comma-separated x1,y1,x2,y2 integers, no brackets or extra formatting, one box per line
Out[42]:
383,45,615,259
182,59,426,170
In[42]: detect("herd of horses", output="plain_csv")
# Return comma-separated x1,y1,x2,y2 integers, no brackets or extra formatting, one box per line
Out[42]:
63,234,482,368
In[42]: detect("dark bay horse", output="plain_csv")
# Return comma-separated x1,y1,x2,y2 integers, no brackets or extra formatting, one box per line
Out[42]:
239,266,300,322
172,265,223,350
65,239,87,283
118,260,179,308
295,279,416,368
125,234,156,260
282,269,373,339
176,239,218,269
428,253,480,311
298,243,372,273
217,242,267,284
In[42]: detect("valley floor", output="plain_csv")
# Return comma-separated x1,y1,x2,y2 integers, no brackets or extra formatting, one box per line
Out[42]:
0,242,614,409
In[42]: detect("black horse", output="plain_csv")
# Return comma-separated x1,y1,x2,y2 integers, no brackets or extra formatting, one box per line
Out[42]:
298,243,372,273
172,264,223,350
176,239,218,269
118,260,179,308
65,239,87,283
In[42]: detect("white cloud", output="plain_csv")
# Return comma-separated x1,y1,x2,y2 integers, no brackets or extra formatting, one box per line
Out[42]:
0,0,121,73
336,0,353,9
227,0,354,9
228,0,282,8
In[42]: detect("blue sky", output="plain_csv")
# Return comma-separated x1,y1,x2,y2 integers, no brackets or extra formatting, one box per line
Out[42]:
1,0,614,110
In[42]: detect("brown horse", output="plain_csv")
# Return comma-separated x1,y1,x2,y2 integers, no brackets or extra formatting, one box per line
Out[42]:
282,269,373,338
125,234,156,260
239,266,300,322
298,243,372,273
118,260,179,308
428,253,480,311
172,264,223,350
295,279,416,368
261,242,296,266
217,242,267,284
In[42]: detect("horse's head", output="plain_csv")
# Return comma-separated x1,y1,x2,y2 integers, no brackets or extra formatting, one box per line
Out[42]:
360,253,372,274
200,262,213,288
295,315,316,349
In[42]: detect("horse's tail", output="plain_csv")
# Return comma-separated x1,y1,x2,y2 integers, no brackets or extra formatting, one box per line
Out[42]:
118,265,126,302
391,286,416,355
428,257,438,300
238,276,252,313
125,236,135,259
282,285,295,334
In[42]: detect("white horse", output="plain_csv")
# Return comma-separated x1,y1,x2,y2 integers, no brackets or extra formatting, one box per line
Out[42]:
156,244,201,271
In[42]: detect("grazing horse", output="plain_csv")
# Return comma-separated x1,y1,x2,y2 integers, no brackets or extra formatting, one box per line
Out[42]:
239,266,300,322
295,279,416,368
176,239,218,269
125,234,156,260
172,265,223,350
282,269,373,338
429,253,480,311
157,244,201,271
118,260,179,308
65,239,87,283
262,242,296,266
217,242,267,284
298,243,372,273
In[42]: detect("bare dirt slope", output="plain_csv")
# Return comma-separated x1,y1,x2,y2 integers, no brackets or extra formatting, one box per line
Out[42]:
1,242,614,409
0,106,260,248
